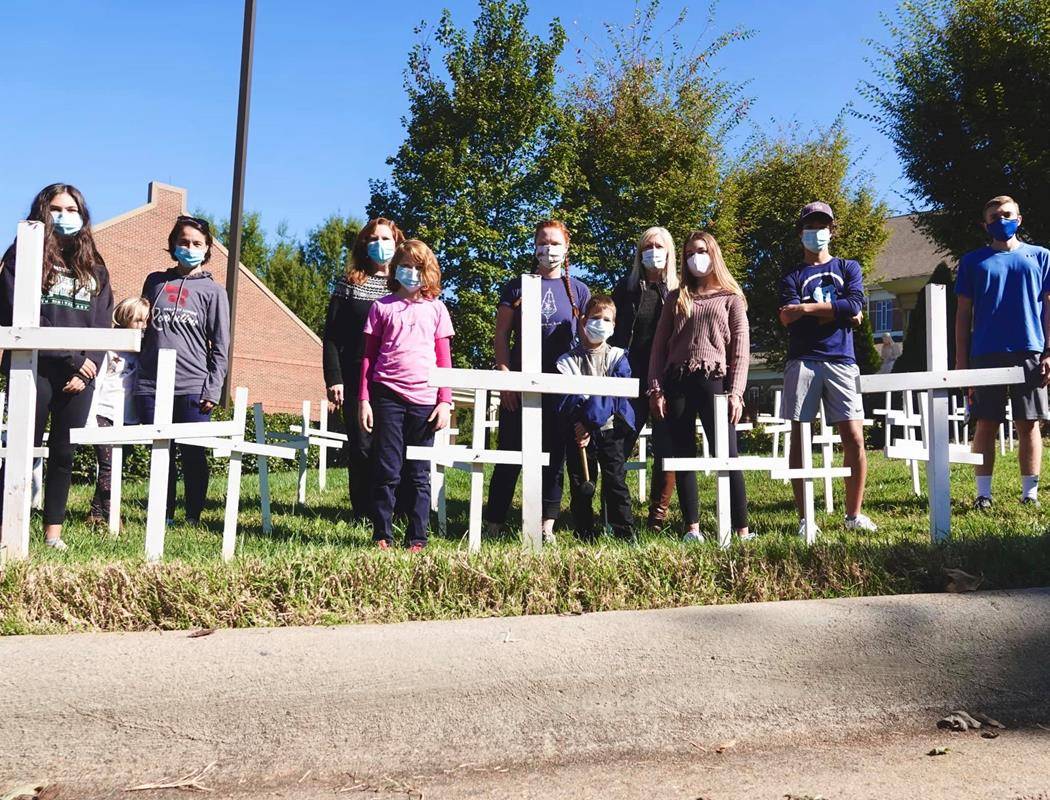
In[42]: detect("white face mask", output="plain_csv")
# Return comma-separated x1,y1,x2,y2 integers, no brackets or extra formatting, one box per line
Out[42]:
641,247,666,270
535,243,566,270
583,318,614,344
687,253,711,276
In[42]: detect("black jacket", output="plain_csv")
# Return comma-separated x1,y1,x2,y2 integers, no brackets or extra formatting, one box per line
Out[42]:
609,275,669,382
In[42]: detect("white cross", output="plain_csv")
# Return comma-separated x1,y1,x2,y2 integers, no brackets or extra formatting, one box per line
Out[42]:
664,394,787,548
426,274,638,551
624,424,650,502
0,222,142,563
857,284,1024,541
70,349,243,561
770,422,852,545
812,402,842,513
289,398,347,492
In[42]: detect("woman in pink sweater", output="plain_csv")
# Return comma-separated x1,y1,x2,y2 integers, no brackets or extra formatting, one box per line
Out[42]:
648,231,751,542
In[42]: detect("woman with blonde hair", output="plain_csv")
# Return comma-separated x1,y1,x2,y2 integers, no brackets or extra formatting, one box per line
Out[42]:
647,230,751,542
610,225,679,528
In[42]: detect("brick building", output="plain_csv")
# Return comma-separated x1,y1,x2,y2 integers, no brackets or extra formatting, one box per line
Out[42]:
94,181,324,414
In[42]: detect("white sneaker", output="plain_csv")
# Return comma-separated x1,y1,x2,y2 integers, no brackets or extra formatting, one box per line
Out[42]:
682,530,705,544
845,513,878,532
738,529,757,542
45,538,68,551
796,519,822,539
542,530,557,546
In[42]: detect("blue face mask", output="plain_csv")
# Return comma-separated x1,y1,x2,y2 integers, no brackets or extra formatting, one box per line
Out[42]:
174,246,206,269
395,265,422,290
368,239,396,265
801,228,831,253
50,210,83,236
986,217,1020,242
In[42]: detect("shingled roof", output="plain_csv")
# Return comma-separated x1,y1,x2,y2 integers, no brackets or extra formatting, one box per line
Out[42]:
871,213,955,284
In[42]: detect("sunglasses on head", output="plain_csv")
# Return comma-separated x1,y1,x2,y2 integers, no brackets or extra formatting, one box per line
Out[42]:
177,215,211,232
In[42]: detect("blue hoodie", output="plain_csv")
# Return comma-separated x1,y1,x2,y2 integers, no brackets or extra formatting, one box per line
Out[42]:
779,257,865,364
555,344,637,432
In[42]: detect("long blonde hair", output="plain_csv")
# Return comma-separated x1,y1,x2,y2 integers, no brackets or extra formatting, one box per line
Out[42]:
676,231,745,318
628,226,679,290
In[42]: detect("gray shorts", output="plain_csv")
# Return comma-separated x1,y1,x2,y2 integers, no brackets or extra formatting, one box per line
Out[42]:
971,351,1050,422
781,359,864,424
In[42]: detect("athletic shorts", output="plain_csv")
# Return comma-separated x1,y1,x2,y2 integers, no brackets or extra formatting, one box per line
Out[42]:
971,351,1049,422
780,358,864,424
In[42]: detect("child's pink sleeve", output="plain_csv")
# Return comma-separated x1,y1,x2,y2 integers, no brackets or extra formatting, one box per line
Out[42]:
359,334,380,401
435,336,452,404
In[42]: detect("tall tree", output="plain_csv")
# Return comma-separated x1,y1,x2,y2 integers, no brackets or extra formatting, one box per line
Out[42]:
257,223,329,335
716,129,889,367
367,0,569,367
562,1,752,289
301,214,362,291
862,0,1050,256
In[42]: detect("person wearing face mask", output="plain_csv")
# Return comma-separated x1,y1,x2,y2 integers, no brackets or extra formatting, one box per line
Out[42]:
485,219,590,545
135,215,230,526
779,201,874,537
323,217,406,521
955,195,1050,509
357,240,454,551
556,296,637,542
648,231,751,542
610,226,679,528
0,183,117,550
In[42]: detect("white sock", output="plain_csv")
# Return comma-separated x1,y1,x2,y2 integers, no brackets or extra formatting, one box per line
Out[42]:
976,475,993,498
1022,475,1039,500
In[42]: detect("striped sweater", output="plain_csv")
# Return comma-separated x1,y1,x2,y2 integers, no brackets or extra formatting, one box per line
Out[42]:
646,289,750,398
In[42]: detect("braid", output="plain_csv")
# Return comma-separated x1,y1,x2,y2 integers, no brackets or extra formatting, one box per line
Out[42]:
561,269,580,319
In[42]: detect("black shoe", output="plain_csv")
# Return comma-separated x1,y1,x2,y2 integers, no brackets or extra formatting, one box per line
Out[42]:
973,496,993,511
1021,496,1040,507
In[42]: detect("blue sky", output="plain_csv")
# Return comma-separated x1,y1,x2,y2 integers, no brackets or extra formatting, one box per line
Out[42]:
0,0,907,246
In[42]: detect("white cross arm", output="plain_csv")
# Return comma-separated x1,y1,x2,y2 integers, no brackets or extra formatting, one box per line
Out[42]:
185,437,304,460
0,327,142,351
430,367,639,399
664,456,787,472
858,366,1024,394
289,424,349,442
0,447,47,458
406,444,550,469
70,419,242,445
771,466,852,479
886,443,984,465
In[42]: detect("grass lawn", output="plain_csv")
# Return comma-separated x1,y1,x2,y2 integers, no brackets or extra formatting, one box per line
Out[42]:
2,447,1049,634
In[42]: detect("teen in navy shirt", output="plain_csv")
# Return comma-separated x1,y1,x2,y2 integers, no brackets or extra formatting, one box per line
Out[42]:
955,194,1050,509
778,201,876,536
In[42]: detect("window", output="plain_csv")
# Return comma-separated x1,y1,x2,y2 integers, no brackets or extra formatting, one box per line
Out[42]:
869,298,894,333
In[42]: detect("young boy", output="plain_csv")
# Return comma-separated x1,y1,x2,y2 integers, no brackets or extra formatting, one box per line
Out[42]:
556,295,637,542
779,201,876,535
86,296,149,528
955,195,1050,508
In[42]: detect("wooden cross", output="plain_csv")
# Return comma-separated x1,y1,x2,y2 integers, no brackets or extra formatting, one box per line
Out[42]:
70,349,243,561
813,402,842,513
0,222,142,562
857,284,1024,542
426,274,638,551
624,424,650,502
664,394,787,548
770,422,852,545
289,398,347,492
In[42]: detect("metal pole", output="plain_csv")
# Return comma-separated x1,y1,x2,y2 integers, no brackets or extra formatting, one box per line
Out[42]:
222,0,256,406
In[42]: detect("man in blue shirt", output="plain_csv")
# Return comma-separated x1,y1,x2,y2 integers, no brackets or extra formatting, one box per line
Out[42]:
955,195,1050,508
779,202,876,536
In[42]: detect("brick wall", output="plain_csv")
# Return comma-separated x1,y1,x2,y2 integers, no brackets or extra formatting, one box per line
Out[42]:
93,182,325,415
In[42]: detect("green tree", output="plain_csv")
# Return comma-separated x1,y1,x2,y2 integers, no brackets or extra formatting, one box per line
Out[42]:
367,0,569,367
862,0,1050,256
562,1,752,289
854,312,882,375
261,229,328,335
301,214,362,290
715,128,889,366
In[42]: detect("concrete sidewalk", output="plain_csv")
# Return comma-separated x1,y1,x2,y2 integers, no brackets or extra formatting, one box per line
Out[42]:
2,589,1049,798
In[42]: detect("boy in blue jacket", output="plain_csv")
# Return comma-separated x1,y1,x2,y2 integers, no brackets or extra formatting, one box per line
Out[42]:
557,295,637,542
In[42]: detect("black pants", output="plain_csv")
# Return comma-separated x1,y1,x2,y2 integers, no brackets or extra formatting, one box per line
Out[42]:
621,395,670,466
665,370,748,530
484,394,567,523
0,365,96,526
136,394,212,521
90,416,114,519
370,383,435,545
342,378,374,521
565,423,634,540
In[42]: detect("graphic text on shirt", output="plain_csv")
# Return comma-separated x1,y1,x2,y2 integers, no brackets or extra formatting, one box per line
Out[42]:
42,270,96,311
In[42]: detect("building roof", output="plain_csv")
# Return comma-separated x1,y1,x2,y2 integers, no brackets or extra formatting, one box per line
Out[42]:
93,182,325,415
871,213,954,284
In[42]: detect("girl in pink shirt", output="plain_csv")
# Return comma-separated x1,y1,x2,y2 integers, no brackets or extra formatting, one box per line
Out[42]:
358,240,454,550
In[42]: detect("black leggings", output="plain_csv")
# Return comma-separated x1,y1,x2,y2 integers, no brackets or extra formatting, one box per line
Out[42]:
665,370,748,530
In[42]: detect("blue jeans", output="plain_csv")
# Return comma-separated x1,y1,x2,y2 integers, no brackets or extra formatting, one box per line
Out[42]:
135,393,212,521
370,383,435,545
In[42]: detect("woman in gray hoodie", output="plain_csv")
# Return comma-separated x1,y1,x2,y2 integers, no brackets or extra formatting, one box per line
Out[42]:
135,215,230,525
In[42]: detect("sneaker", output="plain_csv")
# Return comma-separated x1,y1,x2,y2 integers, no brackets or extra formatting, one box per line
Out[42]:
973,496,993,511
844,513,878,533
542,530,557,546
796,519,822,539
45,538,68,551
408,543,425,553
682,530,705,544
375,539,391,550
737,529,757,542
1021,496,1040,507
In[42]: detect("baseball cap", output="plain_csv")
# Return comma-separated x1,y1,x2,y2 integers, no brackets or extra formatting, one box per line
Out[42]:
798,201,834,223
